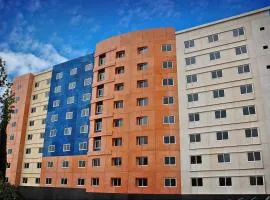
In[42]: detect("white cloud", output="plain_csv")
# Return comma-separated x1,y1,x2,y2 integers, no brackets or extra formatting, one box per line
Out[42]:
70,14,82,25
27,0,41,12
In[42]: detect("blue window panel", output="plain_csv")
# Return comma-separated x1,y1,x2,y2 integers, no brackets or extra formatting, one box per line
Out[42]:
43,54,94,157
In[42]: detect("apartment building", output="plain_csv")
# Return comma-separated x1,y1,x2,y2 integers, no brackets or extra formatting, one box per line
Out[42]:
176,7,270,194
20,70,51,186
86,27,180,194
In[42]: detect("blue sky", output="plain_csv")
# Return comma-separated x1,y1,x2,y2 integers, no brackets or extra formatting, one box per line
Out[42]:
0,0,269,77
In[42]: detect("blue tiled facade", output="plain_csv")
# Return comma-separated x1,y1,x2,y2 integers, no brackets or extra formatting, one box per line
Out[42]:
43,54,94,157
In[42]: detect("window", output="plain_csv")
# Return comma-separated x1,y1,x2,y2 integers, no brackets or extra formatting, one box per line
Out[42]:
27,134,33,140
70,68,77,76
218,153,231,163
260,27,265,31
247,152,261,161
62,160,69,168
115,83,124,91
136,116,148,125
61,178,68,185
37,162,42,168
81,108,89,117
213,89,225,98
136,178,148,187
32,94,38,100
164,156,176,165
7,149,12,154
95,119,102,132
46,78,51,85
80,125,88,133
68,82,76,90
22,178,28,184
42,118,46,125
137,63,148,71
84,78,92,86
185,57,196,66
186,74,197,83
184,40,195,48
43,105,48,111
50,129,56,137
64,127,72,135
38,147,43,153
47,161,54,168
243,105,256,115
53,100,60,107
99,54,106,66
211,70,222,79
54,86,61,93
111,178,121,187
162,44,172,52
190,155,202,164
136,136,148,145
136,157,148,166
233,27,244,37
91,178,99,186
92,158,100,167
51,114,58,122
113,119,123,127
98,69,105,81
26,148,31,154
29,120,34,126
85,63,93,71
235,45,247,55
163,96,174,105
46,178,52,185
15,96,20,103
79,142,88,151
112,157,122,166
31,107,36,113
238,64,250,74
215,109,227,119
82,93,91,101
7,163,11,168
56,72,63,80
162,61,173,69
96,102,103,114
189,113,200,122
250,176,264,186
245,128,258,138
11,122,16,127
164,136,175,144
216,131,228,140
24,163,29,168
138,46,148,54
219,177,232,186
78,160,86,168
187,93,198,102
67,96,74,104
115,66,125,74
163,116,175,124
9,135,14,140
112,138,122,146
77,178,85,186
116,50,125,58
93,137,101,151
45,91,49,98
137,98,148,106
63,144,71,152
208,34,219,43
137,80,148,88
240,84,253,94
162,78,174,86
209,51,221,60
66,112,73,120
191,178,203,186
263,45,268,49
114,100,123,109
35,178,40,184
48,145,55,152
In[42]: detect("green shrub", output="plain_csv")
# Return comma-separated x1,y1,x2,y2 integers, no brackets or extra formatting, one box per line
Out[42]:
0,181,23,200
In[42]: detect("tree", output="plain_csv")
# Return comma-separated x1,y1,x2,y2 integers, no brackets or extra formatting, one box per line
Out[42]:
0,57,14,182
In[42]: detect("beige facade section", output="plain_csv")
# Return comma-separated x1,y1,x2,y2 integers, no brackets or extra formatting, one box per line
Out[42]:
20,70,52,186
176,7,270,194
